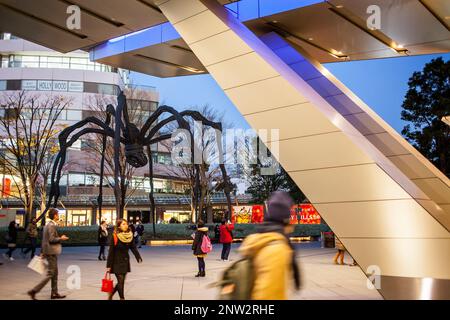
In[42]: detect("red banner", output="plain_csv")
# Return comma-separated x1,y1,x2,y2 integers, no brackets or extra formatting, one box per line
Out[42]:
251,205,264,223
298,204,321,224
1,178,11,197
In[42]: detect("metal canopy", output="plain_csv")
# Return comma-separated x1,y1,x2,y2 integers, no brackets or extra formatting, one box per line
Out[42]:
0,0,449,76
0,0,237,53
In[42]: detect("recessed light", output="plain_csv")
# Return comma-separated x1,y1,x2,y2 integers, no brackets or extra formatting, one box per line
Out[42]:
308,37,314,41
336,5,344,8
445,16,450,20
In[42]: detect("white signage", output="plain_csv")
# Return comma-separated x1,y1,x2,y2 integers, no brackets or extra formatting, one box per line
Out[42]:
21,80,37,91
38,80,52,91
68,81,83,92
53,80,68,92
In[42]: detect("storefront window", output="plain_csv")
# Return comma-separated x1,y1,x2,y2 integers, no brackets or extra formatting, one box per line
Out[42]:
67,209,91,226
99,209,116,226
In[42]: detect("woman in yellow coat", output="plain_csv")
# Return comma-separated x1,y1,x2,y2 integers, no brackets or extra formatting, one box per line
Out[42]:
239,191,300,300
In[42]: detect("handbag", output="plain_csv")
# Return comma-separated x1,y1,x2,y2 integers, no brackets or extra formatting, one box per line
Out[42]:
28,255,48,275
101,272,114,293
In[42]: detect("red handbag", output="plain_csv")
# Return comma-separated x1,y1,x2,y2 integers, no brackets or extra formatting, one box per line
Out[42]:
101,272,114,293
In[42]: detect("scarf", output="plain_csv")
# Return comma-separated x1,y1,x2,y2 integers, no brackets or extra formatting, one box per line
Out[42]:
116,230,133,243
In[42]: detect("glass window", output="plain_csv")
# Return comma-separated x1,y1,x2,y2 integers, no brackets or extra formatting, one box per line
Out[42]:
98,84,115,95
58,110,67,120
0,80,5,90
69,173,85,186
1,56,8,68
67,209,91,226
6,80,21,90
67,110,82,121
99,209,116,225
21,56,39,68
85,174,100,186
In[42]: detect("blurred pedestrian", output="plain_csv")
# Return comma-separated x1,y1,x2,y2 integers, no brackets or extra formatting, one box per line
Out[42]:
106,218,142,300
236,191,300,299
191,220,210,277
219,219,234,261
135,217,144,248
3,221,18,261
27,208,69,300
98,220,108,261
22,218,38,259
333,235,346,265
214,223,220,244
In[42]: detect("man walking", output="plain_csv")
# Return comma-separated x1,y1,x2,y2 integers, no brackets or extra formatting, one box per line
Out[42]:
27,208,69,300
135,217,144,248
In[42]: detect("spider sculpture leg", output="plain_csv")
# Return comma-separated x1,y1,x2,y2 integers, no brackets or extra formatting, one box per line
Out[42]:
97,106,115,223
146,145,156,236
37,125,114,223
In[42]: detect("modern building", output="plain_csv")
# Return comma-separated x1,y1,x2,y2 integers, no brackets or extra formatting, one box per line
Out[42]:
0,32,250,226
0,0,449,299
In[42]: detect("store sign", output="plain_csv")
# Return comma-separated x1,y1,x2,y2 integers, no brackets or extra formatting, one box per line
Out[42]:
68,81,83,92
38,80,52,91
21,80,37,91
53,80,68,92
290,204,321,225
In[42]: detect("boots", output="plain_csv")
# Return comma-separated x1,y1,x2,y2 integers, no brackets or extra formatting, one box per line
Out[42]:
195,270,206,277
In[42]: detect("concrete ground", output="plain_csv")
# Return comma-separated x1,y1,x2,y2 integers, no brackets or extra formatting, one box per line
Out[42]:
0,242,382,300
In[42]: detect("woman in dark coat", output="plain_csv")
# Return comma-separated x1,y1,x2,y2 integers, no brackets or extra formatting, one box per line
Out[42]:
97,220,108,261
3,221,17,261
191,220,209,277
106,218,142,300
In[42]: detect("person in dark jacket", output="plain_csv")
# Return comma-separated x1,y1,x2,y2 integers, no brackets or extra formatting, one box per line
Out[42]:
106,218,142,300
22,218,39,259
98,220,108,261
3,221,18,261
191,220,209,277
134,217,144,248
219,219,234,261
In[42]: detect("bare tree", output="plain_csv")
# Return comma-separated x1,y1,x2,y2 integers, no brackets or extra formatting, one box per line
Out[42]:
163,104,233,223
0,91,69,224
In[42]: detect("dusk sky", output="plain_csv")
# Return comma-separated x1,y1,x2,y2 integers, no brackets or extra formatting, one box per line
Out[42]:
131,52,450,134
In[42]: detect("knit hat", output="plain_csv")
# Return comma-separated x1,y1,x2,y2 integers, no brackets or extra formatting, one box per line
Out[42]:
266,191,293,225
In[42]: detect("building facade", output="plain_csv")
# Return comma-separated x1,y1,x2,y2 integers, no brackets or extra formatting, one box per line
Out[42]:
0,33,200,226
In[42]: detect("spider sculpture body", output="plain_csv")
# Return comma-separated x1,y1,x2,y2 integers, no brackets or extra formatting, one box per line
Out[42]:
38,91,232,232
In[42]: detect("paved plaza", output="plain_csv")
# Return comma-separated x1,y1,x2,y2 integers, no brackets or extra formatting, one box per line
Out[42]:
0,242,382,300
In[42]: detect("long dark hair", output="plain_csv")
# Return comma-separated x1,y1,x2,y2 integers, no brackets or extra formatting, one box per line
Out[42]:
115,218,130,233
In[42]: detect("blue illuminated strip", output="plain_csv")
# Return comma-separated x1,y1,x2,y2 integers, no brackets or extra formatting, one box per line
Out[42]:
91,0,324,61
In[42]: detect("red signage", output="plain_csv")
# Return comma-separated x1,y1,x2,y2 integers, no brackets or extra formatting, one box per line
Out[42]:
232,203,321,224
1,178,11,197
299,204,321,224
251,205,264,223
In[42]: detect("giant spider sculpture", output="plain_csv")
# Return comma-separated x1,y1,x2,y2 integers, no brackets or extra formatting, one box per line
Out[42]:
37,91,232,233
